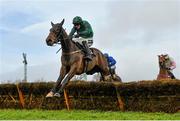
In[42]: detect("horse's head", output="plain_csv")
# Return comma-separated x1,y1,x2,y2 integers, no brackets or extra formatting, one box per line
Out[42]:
46,19,65,46
158,54,167,69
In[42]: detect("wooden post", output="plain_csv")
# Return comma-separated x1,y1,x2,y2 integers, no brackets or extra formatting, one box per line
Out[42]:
16,83,25,108
115,87,125,111
28,93,33,106
64,89,70,110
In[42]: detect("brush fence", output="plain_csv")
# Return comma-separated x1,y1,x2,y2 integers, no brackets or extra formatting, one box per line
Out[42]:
0,80,179,113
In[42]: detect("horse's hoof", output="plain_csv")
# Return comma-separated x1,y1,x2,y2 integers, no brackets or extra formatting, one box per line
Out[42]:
54,92,61,98
46,91,54,98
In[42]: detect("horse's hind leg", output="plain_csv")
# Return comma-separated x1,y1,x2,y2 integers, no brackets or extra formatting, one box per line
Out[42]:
99,72,104,82
113,75,122,82
98,64,111,82
100,67,111,82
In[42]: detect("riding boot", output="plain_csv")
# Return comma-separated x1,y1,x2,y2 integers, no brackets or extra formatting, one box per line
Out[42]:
82,41,92,61
167,70,176,79
110,68,115,75
110,68,116,79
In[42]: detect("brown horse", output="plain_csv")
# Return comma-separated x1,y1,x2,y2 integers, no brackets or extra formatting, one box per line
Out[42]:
157,54,171,80
45,19,119,97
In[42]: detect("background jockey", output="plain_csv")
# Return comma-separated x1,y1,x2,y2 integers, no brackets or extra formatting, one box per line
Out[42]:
104,53,117,79
164,54,176,79
69,16,93,61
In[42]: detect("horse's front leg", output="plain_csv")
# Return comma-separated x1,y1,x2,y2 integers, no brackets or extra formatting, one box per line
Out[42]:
46,66,67,98
54,65,77,97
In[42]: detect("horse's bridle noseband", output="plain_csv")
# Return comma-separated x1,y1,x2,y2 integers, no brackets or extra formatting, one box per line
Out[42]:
55,29,63,45
54,28,70,45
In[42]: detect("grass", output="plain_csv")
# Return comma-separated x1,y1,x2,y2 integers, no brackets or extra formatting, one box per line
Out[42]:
0,109,179,120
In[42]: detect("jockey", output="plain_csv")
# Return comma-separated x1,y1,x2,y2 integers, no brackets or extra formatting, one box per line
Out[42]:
69,16,93,61
164,54,176,79
104,53,117,79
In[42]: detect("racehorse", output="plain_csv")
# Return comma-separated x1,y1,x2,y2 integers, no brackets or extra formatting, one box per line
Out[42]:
45,19,121,97
157,54,171,80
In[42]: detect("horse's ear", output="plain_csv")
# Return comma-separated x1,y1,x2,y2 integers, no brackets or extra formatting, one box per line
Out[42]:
51,21,54,27
60,19,65,26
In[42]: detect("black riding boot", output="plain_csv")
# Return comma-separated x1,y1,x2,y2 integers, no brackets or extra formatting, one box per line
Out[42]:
82,41,92,61
110,68,116,79
167,70,176,79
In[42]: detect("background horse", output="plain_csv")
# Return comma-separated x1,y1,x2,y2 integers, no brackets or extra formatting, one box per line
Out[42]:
45,19,121,97
157,55,171,80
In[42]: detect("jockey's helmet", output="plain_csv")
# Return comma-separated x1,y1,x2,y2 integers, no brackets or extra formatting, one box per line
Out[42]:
73,16,83,25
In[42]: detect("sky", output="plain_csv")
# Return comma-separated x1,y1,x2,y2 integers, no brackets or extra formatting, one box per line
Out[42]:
0,0,180,83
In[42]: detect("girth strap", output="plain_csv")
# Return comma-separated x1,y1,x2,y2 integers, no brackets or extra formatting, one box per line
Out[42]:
62,50,82,55
84,60,89,73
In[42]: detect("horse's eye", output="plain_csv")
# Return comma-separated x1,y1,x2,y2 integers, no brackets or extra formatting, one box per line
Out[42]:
51,29,57,33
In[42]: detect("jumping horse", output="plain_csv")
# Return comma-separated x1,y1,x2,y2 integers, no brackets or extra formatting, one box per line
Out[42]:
45,19,120,97
157,54,171,80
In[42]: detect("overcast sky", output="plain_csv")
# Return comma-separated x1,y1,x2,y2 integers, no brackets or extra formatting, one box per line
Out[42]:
0,0,180,83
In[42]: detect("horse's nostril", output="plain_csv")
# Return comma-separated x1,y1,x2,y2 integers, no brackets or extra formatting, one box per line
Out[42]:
46,39,52,46
46,39,51,43
47,39,51,42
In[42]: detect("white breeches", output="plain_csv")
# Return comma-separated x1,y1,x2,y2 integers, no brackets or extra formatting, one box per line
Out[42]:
72,37,93,47
110,65,116,69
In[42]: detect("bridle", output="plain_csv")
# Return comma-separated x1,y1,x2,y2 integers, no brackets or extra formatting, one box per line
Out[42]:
52,26,82,55
51,30,62,53
51,27,68,53
54,28,63,45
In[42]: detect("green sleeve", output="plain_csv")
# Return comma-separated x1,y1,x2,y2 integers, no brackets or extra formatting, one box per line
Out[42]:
69,27,76,38
79,22,92,36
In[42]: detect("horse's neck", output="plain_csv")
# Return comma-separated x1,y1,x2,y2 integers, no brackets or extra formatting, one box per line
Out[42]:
158,67,170,79
159,67,168,75
61,29,78,52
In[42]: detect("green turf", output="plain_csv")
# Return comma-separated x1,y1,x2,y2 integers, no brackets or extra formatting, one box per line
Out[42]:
0,109,179,120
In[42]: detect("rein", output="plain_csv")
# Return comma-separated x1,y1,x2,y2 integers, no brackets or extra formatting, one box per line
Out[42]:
54,27,82,55
55,29,68,54
56,47,62,54
55,30,82,55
